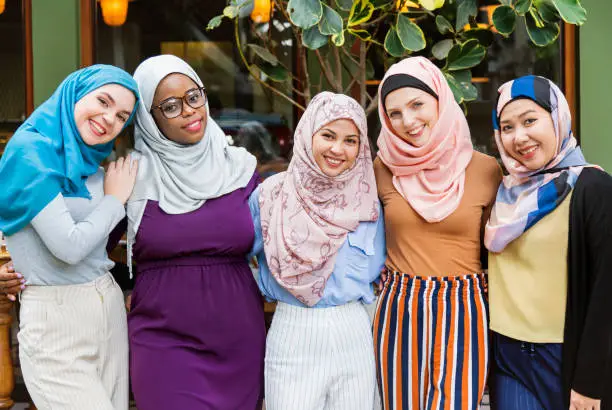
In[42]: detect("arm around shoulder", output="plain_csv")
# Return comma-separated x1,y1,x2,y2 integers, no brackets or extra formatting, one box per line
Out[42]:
31,193,126,265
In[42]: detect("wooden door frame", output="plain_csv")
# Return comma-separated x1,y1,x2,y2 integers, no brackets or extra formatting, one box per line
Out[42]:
23,0,33,115
80,0,94,67
563,23,578,139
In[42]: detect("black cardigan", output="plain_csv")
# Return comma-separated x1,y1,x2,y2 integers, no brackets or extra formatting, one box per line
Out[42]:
565,167,612,407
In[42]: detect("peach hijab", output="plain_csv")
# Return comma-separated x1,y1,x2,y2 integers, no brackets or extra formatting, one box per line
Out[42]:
377,57,473,222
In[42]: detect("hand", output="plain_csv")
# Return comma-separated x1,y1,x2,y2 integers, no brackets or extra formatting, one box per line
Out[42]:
376,267,388,293
125,292,132,312
570,389,601,410
0,261,25,302
104,155,139,205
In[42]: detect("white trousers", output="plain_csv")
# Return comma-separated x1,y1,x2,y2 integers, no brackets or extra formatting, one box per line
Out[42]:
18,272,129,410
265,301,377,410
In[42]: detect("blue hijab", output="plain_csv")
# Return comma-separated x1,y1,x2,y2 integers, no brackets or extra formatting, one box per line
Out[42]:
0,64,139,236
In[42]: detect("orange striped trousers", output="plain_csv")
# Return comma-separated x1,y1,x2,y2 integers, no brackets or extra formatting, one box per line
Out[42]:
373,272,489,410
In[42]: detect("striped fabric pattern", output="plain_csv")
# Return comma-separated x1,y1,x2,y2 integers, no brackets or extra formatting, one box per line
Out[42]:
374,272,488,410
18,272,129,410
265,301,377,410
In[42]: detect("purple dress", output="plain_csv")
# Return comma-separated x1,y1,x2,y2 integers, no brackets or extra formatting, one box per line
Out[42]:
128,174,265,409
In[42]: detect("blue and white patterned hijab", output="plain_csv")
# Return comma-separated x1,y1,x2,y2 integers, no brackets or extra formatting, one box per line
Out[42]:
485,75,591,253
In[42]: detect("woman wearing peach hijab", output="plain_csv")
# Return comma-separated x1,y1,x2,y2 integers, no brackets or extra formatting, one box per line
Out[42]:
372,57,502,410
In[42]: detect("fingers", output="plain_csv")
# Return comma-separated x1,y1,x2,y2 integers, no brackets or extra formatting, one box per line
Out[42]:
0,269,20,281
0,261,14,274
130,158,139,176
6,294,16,302
0,278,23,290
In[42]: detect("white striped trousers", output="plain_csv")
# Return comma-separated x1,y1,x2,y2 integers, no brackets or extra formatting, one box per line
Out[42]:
265,301,378,410
18,272,129,410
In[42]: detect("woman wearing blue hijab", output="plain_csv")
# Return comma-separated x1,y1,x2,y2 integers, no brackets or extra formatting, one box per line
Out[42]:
0,65,140,410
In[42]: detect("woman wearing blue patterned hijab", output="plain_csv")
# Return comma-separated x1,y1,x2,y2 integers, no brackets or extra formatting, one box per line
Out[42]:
0,64,141,409
485,75,612,409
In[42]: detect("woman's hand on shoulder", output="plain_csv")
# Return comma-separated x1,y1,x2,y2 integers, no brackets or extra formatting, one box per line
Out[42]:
0,261,24,302
104,155,139,205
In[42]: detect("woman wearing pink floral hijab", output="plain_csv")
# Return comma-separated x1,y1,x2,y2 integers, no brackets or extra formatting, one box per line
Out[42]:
373,57,502,410
249,92,386,409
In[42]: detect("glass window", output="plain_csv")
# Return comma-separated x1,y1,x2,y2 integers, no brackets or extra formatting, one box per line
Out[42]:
94,1,565,162
0,0,26,155
465,18,562,157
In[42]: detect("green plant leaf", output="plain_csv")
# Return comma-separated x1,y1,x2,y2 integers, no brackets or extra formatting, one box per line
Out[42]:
444,73,465,103
499,0,512,4
551,0,586,25
319,4,344,35
460,82,478,101
493,5,517,35
419,0,445,10
223,5,240,18
456,0,477,31
258,62,290,82
332,30,346,46
247,44,279,66
371,0,392,8
436,15,454,34
432,39,454,60
302,25,329,49
533,0,560,23
384,27,405,57
445,39,486,70
348,28,372,41
463,28,495,47
288,0,323,29
452,69,472,83
514,0,533,15
349,0,375,27
207,15,224,31
335,0,354,11
446,70,478,102
397,14,426,51
525,10,560,46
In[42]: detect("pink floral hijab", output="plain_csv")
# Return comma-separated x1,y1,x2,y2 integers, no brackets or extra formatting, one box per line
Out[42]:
377,57,474,222
258,92,379,307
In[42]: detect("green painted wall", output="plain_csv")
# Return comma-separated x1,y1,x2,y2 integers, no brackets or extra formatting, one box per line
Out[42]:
31,0,80,106
580,0,612,170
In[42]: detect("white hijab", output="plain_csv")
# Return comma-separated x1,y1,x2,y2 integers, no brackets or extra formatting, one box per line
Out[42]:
126,55,256,273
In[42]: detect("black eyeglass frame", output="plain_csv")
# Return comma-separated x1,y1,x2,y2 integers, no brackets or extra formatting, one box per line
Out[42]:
150,86,208,119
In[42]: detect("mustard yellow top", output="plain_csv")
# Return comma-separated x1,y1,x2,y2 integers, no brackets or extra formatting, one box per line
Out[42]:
488,193,572,343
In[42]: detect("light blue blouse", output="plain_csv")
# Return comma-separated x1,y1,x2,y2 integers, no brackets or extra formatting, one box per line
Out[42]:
248,186,386,308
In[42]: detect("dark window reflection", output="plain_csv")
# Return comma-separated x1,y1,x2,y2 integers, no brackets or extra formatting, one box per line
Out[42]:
0,0,26,155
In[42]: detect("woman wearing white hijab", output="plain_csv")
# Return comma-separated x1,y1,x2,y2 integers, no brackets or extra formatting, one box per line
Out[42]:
126,55,264,410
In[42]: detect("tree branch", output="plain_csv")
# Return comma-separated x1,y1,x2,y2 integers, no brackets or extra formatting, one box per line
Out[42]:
340,46,360,67
315,50,337,91
333,46,343,92
234,20,305,111
363,12,390,27
365,94,379,116
297,34,312,104
359,40,367,107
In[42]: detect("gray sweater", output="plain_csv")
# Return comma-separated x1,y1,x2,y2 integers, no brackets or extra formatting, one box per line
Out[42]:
6,169,126,286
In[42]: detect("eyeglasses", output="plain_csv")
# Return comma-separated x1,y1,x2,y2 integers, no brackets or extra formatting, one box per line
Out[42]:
151,87,207,119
